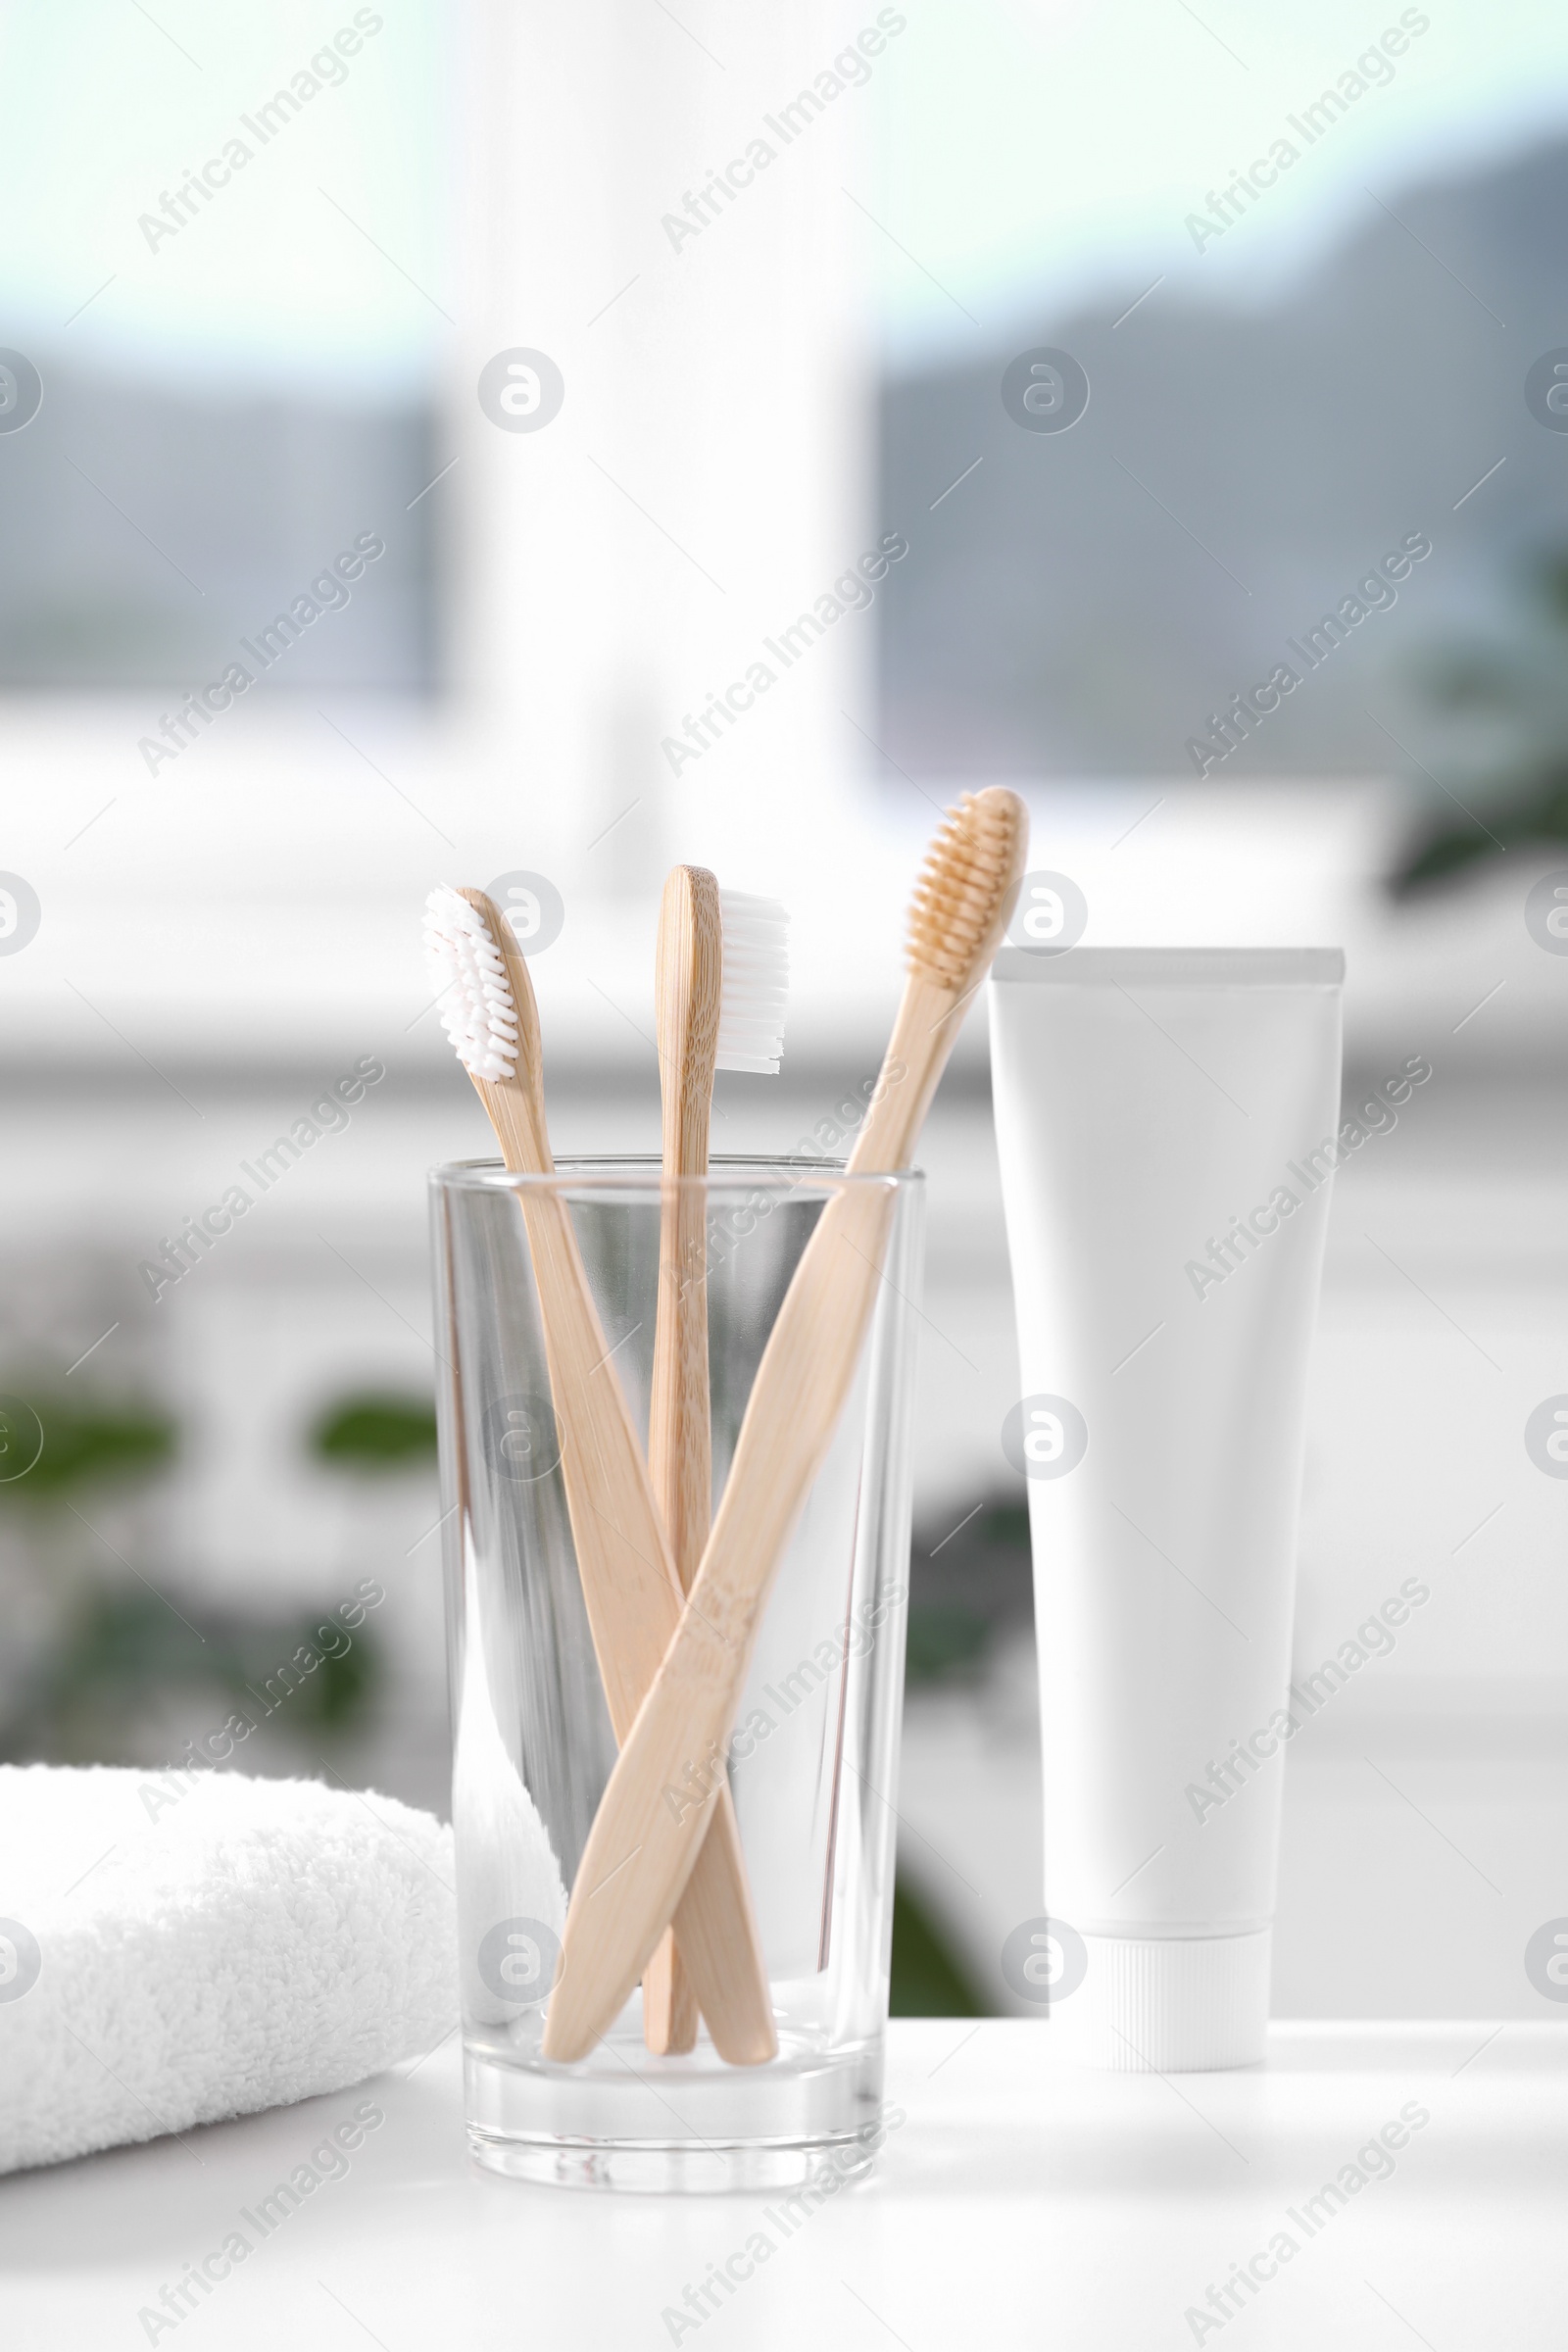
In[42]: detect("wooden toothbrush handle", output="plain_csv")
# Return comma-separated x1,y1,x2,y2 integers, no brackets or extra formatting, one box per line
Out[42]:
649,1180,713,1587
516,1185,776,2066
641,1173,711,2053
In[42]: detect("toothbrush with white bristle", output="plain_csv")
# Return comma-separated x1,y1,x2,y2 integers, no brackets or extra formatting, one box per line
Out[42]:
714,888,790,1074
642,871,789,2053
421,883,778,2066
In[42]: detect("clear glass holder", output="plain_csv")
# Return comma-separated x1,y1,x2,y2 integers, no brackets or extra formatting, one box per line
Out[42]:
429,1155,923,2192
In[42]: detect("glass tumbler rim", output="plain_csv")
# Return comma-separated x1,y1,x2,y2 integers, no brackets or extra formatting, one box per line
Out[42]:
429,1153,927,1196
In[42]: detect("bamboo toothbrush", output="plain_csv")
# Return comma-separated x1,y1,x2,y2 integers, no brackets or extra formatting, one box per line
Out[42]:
542,790,1028,2062
642,870,789,2054
422,885,777,2064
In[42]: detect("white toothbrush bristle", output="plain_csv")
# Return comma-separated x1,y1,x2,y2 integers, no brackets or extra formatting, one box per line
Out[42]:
422,885,519,1083
715,890,789,1075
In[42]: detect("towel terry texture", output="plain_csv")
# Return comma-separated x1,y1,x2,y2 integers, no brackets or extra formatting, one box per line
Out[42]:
0,1764,457,2175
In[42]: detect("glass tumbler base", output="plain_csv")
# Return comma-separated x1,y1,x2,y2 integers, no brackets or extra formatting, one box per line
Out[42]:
464,2041,887,2194
467,2127,878,2194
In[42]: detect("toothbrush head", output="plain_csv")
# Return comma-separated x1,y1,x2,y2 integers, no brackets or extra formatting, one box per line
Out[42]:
422,884,520,1083
906,788,1029,993
715,889,790,1075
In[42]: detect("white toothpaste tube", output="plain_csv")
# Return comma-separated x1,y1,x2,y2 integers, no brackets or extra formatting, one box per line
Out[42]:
990,947,1346,2069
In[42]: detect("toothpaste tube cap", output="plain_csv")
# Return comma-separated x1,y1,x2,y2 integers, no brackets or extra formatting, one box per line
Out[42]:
1050,1928,1271,2071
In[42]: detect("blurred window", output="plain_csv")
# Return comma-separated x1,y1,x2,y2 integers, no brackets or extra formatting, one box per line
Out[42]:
0,1,442,693
870,1,1568,782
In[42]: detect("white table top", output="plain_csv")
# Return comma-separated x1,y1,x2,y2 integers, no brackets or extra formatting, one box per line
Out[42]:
3,2021,1564,2349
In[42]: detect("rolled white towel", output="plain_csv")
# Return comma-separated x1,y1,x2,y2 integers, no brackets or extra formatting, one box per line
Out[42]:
0,1764,457,2176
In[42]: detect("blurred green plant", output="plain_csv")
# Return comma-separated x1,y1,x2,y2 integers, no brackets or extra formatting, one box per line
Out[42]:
310,1393,437,1468
0,1379,409,1768
905,1497,1031,1685
905,1604,990,1684
1388,548,1568,894
1,1589,380,1766
0,1391,175,1503
888,1874,986,2016
978,1501,1030,1549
